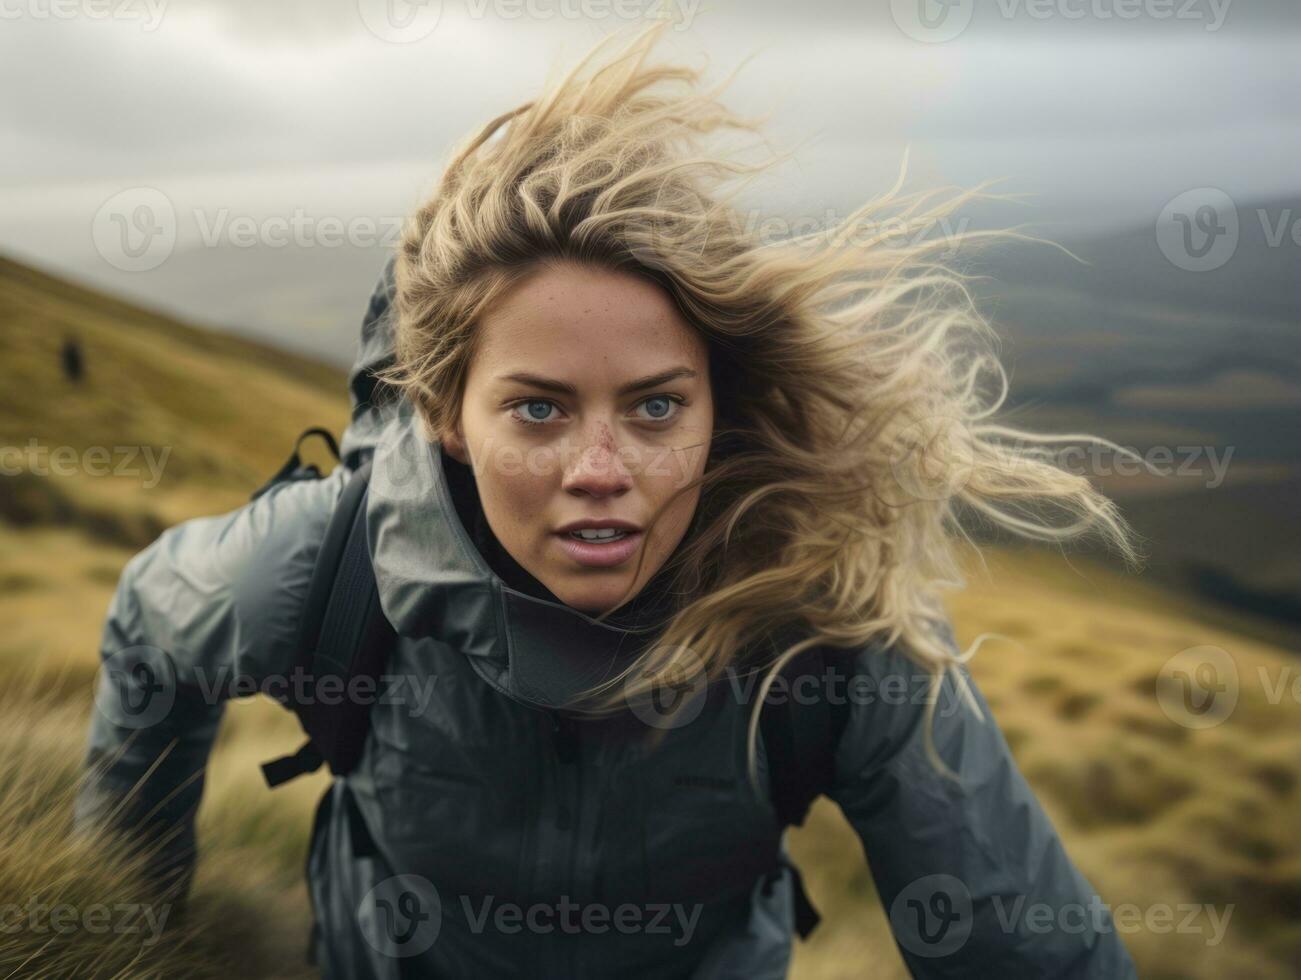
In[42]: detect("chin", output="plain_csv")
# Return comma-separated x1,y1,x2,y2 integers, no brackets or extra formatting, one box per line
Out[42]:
548,575,637,616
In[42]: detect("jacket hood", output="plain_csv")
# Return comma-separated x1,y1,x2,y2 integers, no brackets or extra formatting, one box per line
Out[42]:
364,405,672,712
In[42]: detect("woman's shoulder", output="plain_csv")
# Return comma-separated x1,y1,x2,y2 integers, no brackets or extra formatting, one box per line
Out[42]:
824,623,988,779
110,465,352,686
141,462,348,583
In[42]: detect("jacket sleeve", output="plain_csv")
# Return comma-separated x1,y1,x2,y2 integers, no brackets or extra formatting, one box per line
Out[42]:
826,626,1138,979
71,467,347,911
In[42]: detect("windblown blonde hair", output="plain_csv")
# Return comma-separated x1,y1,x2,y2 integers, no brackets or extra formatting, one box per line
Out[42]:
374,21,1144,786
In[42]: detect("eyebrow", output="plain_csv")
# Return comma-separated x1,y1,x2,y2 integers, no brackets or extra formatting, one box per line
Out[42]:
494,367,699,397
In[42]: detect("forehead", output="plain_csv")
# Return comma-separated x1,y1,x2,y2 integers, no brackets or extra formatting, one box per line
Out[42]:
471,262,708,372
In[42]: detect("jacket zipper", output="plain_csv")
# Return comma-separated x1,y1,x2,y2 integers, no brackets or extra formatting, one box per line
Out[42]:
535,708,581,980
549,710,581,980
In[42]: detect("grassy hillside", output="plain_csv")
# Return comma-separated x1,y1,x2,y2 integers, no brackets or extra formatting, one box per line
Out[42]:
0,253,350,545
1,255,1298,978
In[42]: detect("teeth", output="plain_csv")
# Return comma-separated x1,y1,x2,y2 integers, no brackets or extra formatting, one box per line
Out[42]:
570,528,629,541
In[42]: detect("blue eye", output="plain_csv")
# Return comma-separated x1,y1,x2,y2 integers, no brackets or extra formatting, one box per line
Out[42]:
636,395,682,423
509,395,683,427
643,396,670,419
512,399,557,425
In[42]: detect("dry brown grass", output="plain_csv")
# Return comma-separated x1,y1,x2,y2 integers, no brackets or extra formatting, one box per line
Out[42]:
0,671,318,979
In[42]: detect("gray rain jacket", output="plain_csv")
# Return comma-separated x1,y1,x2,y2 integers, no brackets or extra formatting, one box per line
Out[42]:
73,258,1139,979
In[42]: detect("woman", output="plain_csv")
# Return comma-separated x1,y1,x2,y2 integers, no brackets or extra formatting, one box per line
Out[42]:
75,22,1141,979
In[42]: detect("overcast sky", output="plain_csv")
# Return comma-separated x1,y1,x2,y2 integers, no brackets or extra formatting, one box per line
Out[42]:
1,0,1297,365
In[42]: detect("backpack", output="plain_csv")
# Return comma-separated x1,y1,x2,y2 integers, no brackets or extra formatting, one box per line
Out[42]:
251,427,851,942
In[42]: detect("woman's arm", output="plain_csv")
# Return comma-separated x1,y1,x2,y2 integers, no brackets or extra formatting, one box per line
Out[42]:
827,629,1139,978
71,468,347,913
70,251,401,910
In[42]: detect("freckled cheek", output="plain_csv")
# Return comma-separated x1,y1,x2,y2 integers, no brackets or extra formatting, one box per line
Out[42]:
483,474,552,550
645,482,700,553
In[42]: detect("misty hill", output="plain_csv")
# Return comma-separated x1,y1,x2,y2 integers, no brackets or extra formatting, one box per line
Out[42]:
980,196,1300,325
959,200,1301,645
0,252,351,548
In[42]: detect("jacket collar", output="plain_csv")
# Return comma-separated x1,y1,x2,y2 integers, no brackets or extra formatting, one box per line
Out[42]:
364,409,672,710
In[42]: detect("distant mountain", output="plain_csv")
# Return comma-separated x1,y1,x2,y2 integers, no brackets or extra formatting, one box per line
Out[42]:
69,238,392,370
956,200,1301,645
973,196,1301,325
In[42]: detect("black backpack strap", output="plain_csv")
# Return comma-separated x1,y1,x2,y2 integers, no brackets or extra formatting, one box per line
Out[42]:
250,427,341,501
760,643,853,939
260,457,397,789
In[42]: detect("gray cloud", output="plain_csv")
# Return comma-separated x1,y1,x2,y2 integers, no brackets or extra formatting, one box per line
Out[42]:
0,1,1296,365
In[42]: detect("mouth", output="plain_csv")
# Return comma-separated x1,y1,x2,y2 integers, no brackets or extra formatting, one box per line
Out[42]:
553,525,644,568
565,527,632,541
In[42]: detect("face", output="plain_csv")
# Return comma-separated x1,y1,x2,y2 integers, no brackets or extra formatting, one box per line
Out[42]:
440,261,715,615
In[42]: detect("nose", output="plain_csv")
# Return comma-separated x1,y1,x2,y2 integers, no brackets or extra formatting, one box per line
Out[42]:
560,421,633,498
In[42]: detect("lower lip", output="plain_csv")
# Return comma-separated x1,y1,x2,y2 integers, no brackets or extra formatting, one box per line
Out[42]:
555,530,643,568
